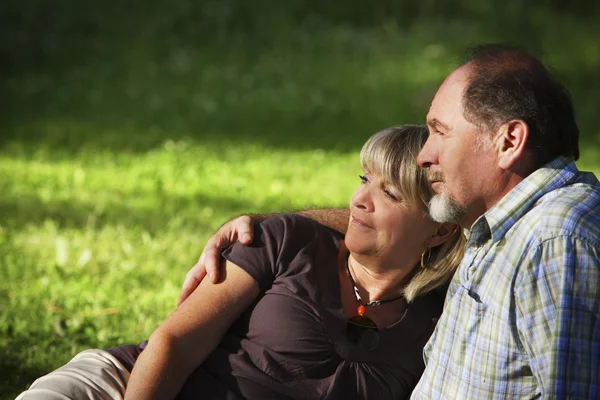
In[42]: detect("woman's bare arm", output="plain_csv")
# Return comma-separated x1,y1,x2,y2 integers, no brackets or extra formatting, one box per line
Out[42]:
126,259,260,400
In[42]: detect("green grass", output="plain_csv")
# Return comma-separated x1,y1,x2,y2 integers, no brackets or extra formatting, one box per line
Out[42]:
2,2,600,398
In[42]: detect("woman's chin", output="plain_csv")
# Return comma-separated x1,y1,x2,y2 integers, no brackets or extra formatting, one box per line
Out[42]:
344,237,372,256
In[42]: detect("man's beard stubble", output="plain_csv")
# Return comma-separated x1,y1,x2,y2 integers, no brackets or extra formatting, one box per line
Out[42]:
428,188,466,224
425,171,467,224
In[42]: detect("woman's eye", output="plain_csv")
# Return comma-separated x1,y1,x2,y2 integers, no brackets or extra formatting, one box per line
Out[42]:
384,189,398,200
359,175,368,183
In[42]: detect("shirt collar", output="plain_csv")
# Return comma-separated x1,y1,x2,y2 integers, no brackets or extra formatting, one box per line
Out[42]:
472,156,578,243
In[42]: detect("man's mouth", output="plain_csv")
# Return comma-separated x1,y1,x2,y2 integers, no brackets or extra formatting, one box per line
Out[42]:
427,171,444,191
431,181,444,192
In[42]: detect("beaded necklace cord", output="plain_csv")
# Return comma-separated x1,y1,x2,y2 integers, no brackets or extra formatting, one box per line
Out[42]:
346,258,405,317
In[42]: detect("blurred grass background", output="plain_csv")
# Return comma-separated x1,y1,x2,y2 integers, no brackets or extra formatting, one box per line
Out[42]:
1,0,599,397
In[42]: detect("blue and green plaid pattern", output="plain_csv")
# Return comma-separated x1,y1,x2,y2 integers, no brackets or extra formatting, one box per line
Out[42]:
412,157,600,399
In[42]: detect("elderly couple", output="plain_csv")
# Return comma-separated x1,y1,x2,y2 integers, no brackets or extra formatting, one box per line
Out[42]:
18,44,599,399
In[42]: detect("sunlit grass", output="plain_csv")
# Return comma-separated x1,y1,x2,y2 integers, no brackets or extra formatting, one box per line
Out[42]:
0,135,361,397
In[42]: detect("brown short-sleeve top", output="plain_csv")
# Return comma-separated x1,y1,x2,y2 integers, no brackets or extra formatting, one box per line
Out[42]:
108,214,445,399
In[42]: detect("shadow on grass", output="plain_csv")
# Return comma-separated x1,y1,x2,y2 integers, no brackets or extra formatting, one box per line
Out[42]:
0,334,103,400
0,336,76,399
4,1,598,157
0,0,428,155
0,352,46,399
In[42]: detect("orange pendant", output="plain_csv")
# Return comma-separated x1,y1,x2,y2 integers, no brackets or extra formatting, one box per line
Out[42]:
357,305,366,316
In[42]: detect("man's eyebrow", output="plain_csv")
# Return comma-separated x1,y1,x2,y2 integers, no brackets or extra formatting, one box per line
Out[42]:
427,118,450,131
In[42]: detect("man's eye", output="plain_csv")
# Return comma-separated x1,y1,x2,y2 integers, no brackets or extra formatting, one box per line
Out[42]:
359,175,368,183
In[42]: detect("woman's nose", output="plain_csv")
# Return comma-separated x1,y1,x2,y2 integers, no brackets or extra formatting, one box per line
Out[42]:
351,186,374,212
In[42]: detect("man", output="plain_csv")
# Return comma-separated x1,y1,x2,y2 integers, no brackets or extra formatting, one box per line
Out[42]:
180,45,600,398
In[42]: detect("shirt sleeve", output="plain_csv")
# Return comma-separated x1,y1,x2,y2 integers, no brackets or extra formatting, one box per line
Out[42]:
515,235,600,398
220,214,322,292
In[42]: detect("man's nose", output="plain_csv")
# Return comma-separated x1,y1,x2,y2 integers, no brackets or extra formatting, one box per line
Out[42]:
417,137,436,168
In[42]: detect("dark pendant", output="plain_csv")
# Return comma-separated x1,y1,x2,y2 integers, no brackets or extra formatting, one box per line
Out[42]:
346,315,380,350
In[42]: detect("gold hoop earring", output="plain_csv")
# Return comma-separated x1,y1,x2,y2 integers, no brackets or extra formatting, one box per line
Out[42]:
421,248,431,269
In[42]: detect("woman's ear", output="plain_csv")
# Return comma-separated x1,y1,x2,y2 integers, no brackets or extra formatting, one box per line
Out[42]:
425,223,459,248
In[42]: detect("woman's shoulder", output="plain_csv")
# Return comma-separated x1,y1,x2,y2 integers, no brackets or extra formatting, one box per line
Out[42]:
408,283,448,321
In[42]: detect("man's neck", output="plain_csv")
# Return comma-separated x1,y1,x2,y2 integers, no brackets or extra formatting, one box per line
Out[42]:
461,169,529,229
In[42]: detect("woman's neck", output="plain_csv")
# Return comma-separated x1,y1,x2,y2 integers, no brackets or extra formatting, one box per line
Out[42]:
347,252,415,303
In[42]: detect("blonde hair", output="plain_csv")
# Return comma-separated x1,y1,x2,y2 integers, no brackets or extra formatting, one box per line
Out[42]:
360,125,466,302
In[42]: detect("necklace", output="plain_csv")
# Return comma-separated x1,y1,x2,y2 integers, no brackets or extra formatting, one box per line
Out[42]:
344,256,405,350
346,257,405,317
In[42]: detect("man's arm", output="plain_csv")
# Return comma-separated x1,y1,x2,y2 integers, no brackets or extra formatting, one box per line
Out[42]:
177,209,348,306
297,209,350,235
515,236,600,398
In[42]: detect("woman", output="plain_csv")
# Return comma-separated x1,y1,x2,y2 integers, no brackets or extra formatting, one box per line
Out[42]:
18,125,465,400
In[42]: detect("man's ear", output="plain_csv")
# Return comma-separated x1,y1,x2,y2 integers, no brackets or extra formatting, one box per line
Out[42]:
496,120,529,170
425,223,459,248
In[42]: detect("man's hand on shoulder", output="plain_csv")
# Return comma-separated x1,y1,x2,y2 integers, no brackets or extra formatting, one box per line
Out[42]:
177,208,347,307
177,215,256,306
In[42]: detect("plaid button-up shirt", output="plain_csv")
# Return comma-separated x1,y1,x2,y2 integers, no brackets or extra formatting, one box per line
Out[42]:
412,157,600,399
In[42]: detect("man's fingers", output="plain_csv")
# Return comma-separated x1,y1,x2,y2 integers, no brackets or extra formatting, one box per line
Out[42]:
178,215,257,305
203,244,222,283
240,232,252,244
198,252,206,272
177,265,207,306
235,216,255,244
202,216,254,279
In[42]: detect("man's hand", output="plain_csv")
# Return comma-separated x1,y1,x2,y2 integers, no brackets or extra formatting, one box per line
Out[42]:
177,208,347,307
177,216,256,306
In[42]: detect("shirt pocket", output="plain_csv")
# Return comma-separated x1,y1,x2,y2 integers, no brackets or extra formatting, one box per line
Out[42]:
435,284,492,382
454,284,519,393
458,284,490,366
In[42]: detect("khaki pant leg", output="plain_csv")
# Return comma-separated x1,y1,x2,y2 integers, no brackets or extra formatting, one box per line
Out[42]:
16,349,130,400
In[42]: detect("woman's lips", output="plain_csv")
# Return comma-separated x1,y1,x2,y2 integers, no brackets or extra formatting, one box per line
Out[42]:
351,216,373,229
